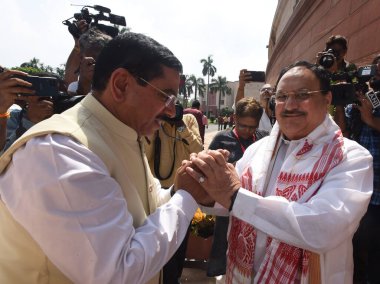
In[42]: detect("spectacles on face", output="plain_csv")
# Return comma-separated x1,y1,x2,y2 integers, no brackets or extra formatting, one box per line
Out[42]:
274,90,326,103
235,122,258,132
260,87,274,93
138,77,177,107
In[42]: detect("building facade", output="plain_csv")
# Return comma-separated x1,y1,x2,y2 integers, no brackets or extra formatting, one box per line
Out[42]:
266,0,380,84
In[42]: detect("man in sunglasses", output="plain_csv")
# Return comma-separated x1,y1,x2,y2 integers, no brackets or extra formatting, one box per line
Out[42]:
182,61,372,283
0,33,211,284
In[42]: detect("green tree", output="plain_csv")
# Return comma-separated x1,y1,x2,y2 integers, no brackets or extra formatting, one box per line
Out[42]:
210,76,231,114
200,55,217,115
19,58,65,79
188,75,205,101
178,75,194,107
19,57,65,78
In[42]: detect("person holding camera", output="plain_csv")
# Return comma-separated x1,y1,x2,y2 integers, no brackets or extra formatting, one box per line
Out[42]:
144,103,202,284
180,61,372,283
0,32,211,284
0,68,35,150
345,54,380,284
235,69,275,133
206,97,268,279
316,35,358,134
2,96,53,152
144,103,203,188
65,26,112,96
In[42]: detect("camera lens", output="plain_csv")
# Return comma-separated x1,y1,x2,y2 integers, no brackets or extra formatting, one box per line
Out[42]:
319,53,335,69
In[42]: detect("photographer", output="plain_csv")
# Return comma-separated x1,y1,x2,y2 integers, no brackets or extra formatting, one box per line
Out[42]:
235,69,274,132
3,96,53,152
65,27,112,96
64,19,89,86
0,68,35,150
144,102,203,284
316,35,357,134
347,54,380,284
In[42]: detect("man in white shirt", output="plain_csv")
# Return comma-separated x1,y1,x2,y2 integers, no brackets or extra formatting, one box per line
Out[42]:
0,32,209,284
183,61,373,283
258,83,274,132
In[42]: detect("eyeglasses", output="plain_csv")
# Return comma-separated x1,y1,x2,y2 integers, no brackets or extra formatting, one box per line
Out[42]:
138,77,177,107
260,87,274,93
274,90,326,103
236,122,258,132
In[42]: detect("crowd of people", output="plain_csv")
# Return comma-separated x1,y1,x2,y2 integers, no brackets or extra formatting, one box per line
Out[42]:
0,18,378,284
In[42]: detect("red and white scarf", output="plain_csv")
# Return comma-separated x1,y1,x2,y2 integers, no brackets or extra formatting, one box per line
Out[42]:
226,115,345,284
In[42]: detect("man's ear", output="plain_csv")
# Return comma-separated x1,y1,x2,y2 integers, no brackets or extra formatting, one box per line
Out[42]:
109,68,130,102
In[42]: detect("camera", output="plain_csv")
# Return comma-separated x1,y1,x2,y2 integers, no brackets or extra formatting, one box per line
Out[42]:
162,103,183,123
245,71,266,82
318,49,338,69
13,74,63,97
327,64,379,106
14,74,85,114
63,5,126,38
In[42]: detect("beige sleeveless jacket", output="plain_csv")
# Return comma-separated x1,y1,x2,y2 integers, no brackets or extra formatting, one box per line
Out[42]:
0,95,161,284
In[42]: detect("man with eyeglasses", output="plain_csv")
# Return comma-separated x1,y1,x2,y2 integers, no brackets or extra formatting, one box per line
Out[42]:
206,97,268,278
0,33,211,284
181,61,373,283
258,84,275,132
235,69,275,133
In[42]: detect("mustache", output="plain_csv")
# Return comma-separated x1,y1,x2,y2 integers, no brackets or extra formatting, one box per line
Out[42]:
280,110,307,117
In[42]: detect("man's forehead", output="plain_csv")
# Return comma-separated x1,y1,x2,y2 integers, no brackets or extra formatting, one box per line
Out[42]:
278,66,318,88
282,66,313,80
261,84,272,90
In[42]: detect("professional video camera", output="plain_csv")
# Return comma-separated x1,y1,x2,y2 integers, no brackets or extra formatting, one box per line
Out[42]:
327,64,378,106
62,5,126,38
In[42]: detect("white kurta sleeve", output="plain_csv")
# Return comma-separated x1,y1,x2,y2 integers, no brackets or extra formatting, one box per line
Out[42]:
0,134,198,284
231,140,373,253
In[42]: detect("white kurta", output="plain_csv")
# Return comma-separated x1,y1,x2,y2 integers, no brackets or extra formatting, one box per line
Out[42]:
0,134,198,284
230,134,373,283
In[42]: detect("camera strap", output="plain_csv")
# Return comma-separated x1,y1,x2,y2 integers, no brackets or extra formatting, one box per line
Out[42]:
153,130,176,180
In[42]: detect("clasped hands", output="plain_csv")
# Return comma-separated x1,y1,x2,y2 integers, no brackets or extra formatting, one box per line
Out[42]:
174,149,241,209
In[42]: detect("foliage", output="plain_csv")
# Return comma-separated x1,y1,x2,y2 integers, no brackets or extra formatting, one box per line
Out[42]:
220,107,233,116
200,55,217,115
191,208,215,238
188,74,206,100
210,76,232,115
179,74,195,107
200,55,217,78
16,57,65,79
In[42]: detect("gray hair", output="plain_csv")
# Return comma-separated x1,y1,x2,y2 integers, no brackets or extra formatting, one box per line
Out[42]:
79,27,112,56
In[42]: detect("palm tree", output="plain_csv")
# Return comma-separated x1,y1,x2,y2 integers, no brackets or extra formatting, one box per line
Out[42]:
21,57,40,69
200,55,217,116
188,75,205,101
210,76,231,115
178,75,194,107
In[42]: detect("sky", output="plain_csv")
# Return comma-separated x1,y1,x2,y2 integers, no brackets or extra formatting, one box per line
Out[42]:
1,0,278,82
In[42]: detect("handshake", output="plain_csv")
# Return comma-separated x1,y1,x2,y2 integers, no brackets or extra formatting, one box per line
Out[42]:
174,149,241,209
